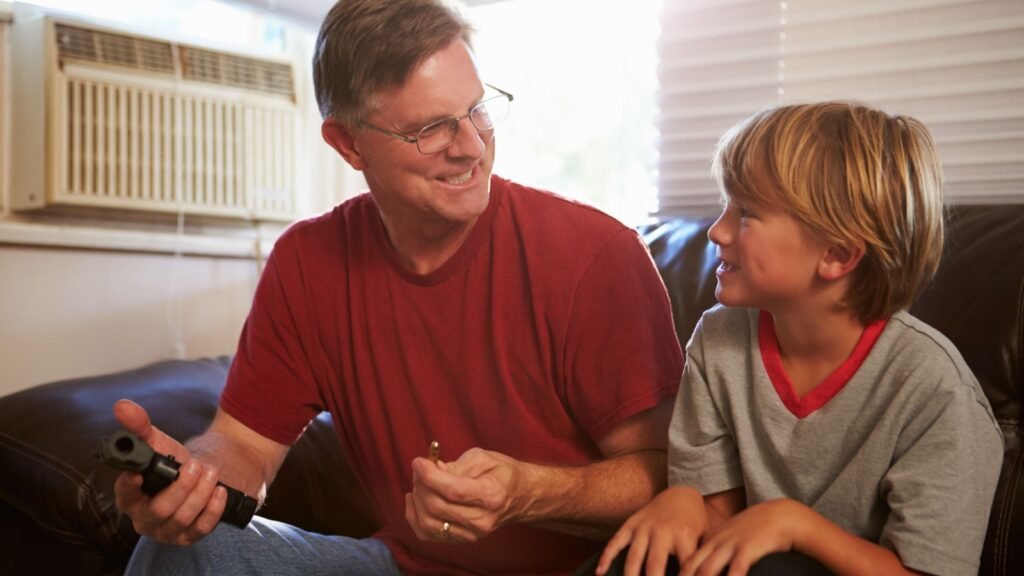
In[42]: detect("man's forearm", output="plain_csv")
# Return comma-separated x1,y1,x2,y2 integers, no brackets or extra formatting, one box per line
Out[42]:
183,434,269,502
516,449,667,539
183,412,289,505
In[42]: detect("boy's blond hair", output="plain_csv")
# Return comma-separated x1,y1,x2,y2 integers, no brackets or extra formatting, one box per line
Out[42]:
712,102,945,322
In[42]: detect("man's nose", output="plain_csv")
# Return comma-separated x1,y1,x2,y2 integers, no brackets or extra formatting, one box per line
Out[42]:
445,116,486,159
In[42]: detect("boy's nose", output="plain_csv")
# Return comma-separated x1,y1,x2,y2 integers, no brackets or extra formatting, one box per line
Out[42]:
708,210,732,246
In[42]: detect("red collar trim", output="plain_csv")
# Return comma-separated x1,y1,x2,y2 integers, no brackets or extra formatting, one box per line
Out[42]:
758,310,887,419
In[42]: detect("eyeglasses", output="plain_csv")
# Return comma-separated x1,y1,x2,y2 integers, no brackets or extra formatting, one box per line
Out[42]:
359,84,513,154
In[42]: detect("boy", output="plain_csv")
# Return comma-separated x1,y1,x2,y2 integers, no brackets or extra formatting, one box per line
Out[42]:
594,102,1003,576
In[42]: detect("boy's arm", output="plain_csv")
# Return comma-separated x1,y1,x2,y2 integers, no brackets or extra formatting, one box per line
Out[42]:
704,486,745,529
683,498,928,576
793,502,928,576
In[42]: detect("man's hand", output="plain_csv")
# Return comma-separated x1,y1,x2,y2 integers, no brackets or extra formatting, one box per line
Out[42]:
595,485,709,576
112,399,228,545
404,447,530,543
403,400,676,544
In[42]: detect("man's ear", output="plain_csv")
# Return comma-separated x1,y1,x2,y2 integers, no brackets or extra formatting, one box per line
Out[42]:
321,118,367,171
819,242,865,281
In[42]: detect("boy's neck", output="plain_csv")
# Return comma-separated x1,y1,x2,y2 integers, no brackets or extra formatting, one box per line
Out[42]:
770,309,867,398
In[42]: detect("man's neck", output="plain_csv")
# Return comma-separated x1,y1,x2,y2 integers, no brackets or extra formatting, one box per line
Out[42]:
379,213,479,275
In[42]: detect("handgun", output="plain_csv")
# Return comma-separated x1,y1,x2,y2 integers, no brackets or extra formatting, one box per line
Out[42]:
96,429,257,529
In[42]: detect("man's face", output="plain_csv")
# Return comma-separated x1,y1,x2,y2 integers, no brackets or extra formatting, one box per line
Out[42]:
354,39,496,237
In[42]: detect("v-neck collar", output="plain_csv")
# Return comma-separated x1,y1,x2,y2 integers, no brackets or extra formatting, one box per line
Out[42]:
758,310,887,418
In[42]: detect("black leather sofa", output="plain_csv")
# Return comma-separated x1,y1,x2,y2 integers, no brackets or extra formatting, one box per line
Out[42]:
0,204,1021,575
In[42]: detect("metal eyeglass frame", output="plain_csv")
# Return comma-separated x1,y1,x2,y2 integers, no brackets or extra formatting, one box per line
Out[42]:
358,84,514,154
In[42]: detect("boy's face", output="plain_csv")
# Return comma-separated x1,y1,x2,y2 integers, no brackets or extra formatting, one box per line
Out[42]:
708,187,831,314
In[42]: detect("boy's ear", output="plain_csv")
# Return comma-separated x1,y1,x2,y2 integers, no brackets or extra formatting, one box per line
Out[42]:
819,242,865,280
321,118,367,171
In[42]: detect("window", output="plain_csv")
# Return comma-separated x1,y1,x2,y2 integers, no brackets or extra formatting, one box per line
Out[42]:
657,0,1024,215
0,5,10,214
468,0,662,225
20,0,286,52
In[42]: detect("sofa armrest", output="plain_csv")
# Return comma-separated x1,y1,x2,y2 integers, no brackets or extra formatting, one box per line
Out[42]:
0,358,232,563
0,357,378,574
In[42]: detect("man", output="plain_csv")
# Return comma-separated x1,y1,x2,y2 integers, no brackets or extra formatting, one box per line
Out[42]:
114,1,683,574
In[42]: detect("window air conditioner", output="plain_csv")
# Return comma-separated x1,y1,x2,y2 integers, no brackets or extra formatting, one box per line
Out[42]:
10,15,300,221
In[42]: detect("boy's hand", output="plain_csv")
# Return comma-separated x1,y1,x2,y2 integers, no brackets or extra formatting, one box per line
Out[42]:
596,485,708,576
681,498,807,576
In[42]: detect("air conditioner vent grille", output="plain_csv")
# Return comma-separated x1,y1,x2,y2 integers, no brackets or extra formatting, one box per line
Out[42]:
61,77,298,219
14,18,299,221
55,24,97,61
181,47,294,98
55,23,175,74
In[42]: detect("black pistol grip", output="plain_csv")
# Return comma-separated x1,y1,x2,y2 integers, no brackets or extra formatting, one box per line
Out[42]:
219,484,258,528
140,452,181,495
97,430,257,529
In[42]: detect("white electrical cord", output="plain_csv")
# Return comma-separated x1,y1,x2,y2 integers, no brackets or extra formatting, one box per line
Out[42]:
165,208,187,360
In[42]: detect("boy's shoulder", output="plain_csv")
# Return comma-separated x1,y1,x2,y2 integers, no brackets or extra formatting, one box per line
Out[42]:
879,311,974,381
870,311,998,425
699,304,756,329
688,305,757,348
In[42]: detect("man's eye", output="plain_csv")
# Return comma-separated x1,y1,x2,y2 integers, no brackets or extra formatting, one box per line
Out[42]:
418,119,454,138
418,123,444,137
471,105,492,126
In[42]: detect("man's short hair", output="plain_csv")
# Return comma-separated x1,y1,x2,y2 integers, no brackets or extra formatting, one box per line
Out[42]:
313,0,473,124
711,102,945,322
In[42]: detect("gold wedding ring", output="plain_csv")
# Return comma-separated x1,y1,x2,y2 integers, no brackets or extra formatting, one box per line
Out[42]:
440,520,452,539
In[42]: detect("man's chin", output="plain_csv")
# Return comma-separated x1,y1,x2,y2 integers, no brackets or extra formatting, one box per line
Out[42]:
451,192,490,224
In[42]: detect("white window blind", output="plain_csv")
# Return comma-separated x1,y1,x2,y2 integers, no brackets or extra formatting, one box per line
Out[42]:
656,0,1024,214
0,5,9,212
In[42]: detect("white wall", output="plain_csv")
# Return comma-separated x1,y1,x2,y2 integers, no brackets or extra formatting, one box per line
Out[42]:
0,6,254,397
0,4,363,397
0,245,258,396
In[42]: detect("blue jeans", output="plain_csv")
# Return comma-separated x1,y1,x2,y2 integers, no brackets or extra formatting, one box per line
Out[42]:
125,516,403,576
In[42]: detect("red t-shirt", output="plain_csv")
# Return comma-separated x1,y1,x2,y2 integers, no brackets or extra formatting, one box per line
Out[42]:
221,176,683,575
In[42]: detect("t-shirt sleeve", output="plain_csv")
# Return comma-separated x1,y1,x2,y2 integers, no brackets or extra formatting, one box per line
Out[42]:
667,315,744,494
564,229,683,442
879,383,1003,576
219,240,324,445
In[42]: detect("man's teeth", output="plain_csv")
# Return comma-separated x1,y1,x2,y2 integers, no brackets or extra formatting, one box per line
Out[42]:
444,171,472,185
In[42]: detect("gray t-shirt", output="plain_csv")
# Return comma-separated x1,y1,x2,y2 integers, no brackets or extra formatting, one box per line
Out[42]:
669,306,1003,576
